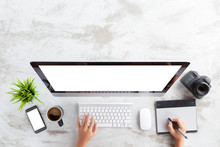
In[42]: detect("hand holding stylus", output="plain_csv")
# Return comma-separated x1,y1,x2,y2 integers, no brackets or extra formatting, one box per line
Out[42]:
168,118,188,139
168,118,187,147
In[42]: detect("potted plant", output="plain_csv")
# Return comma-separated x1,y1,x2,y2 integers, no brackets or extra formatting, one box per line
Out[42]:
7,78,43,111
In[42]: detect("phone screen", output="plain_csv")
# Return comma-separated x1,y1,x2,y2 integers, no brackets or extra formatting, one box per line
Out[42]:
27,108,45,131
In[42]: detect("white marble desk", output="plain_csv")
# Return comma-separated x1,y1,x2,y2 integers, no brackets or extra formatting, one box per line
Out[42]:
0,0,220,146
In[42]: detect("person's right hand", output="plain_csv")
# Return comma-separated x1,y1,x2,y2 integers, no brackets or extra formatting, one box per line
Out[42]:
168,118,187,147
76,114,98,147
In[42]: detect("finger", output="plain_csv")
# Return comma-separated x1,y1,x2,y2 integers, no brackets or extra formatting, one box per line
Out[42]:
83,114,90,128
77,116,81,128
168,122,175,135
89,117,95,131
180,118,187,128
92,123,98,135
81,115,86,126
173,118,185,130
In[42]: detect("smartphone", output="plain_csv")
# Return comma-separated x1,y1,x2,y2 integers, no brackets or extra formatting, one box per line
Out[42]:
26,105,47,133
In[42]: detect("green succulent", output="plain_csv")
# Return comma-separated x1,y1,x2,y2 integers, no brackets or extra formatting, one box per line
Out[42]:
7,78,43,111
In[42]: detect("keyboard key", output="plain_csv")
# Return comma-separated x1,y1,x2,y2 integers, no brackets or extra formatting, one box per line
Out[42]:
124,120,131,123
126,116,131,120
98,123,112,127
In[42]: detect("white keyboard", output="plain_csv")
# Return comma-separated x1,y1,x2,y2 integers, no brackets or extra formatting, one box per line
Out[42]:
78,103,133,128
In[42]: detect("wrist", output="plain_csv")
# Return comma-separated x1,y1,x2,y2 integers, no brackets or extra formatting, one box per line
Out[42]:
76,139,87,147
175,138,184,147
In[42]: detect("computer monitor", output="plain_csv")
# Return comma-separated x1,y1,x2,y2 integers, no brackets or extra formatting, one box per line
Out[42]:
31,62,189,96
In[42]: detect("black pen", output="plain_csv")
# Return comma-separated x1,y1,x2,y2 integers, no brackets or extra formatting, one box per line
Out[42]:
168,118,188,139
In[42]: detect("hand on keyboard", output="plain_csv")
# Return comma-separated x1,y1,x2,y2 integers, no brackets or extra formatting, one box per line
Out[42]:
76,114,98,147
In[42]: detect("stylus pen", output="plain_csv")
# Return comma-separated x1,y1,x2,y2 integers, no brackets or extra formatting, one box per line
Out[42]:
168,118,188,139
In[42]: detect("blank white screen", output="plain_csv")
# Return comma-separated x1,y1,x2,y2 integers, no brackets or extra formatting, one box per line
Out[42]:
27,109,45,131
39,65,181,91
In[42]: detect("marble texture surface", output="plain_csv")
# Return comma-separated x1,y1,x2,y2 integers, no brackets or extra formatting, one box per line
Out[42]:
1,0,220,147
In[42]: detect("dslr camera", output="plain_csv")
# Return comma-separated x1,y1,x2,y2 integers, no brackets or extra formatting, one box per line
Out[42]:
180,71,211,99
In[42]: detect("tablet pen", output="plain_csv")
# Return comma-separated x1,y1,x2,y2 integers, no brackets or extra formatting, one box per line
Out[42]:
168,118,188,139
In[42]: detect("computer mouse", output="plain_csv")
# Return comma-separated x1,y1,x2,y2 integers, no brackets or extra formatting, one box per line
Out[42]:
140,108,151,130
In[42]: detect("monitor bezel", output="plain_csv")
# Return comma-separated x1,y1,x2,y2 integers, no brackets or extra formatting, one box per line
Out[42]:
30,61,190,94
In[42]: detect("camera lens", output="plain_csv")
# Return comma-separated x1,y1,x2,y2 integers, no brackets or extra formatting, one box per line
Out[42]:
195,82,210,96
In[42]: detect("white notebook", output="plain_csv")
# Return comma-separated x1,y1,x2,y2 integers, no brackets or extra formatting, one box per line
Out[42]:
156,99,198,134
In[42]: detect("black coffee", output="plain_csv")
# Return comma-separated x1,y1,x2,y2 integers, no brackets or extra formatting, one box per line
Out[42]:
47,107,62,121
48,114,60,121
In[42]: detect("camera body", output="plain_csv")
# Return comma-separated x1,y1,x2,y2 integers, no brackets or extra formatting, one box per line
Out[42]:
180,71,211,99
